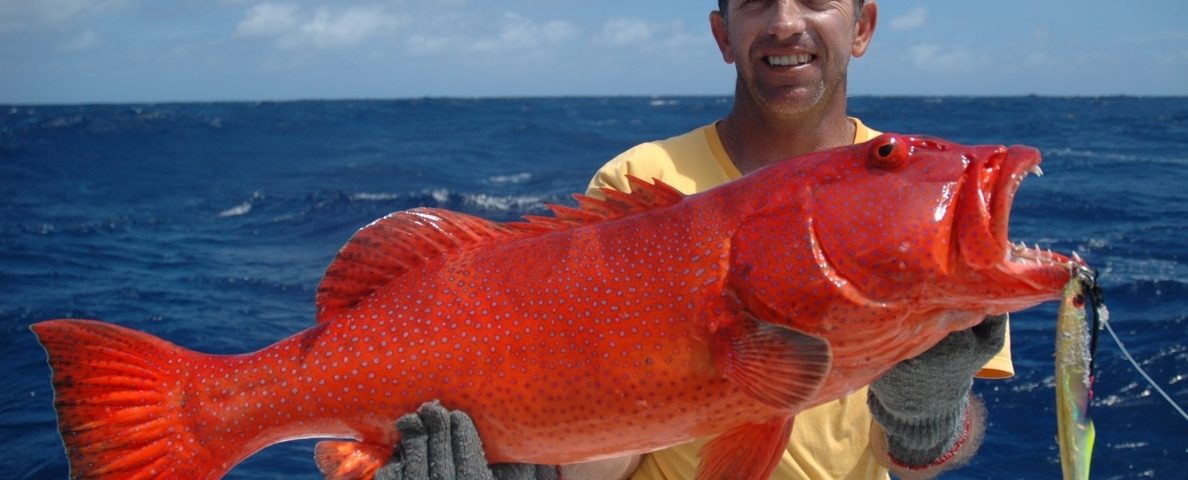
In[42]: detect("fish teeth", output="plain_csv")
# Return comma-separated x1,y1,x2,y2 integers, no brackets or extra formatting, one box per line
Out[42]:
1029,165,1045,177
1008,241,1067,267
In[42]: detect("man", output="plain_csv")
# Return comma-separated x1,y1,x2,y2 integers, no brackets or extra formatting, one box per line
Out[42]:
381,1,1010,479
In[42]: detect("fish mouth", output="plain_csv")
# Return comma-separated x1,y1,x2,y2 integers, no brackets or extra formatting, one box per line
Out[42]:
957,145,1077,292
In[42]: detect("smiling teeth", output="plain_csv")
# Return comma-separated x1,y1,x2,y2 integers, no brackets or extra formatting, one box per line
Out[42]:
768,54,812,66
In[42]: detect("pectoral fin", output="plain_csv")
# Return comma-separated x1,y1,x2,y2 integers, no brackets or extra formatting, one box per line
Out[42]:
696,415,795,480
718,308,831,410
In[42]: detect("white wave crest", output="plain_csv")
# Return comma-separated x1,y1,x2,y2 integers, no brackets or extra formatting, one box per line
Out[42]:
219,201,253,217
485,172,532,185
463,193,546,212
218,191,263,217
351,192,402,201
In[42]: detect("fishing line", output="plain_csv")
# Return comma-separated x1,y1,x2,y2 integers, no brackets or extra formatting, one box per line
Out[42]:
1081,267,1187,422
1100,312,1188,422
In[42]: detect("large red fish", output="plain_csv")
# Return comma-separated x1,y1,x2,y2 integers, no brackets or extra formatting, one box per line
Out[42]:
33,133,1076,480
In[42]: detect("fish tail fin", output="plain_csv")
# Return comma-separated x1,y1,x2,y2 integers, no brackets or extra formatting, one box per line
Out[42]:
31,319,228,480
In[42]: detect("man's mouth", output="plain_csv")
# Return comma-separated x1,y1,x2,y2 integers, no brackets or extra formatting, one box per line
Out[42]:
766,54,814,67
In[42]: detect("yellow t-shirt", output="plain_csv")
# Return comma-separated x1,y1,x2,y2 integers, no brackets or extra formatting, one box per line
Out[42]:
586,118,1013,480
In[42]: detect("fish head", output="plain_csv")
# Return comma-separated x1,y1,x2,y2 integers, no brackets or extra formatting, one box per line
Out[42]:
803,133,1075,315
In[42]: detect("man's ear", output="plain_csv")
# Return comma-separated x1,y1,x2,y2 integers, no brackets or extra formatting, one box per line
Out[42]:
710,10,736,64
852,1,878,57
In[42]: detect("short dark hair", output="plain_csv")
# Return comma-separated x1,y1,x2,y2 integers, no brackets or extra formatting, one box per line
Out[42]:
716,0,867,18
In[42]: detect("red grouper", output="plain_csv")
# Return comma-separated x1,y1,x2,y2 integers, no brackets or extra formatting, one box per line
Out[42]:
32,133,1079,480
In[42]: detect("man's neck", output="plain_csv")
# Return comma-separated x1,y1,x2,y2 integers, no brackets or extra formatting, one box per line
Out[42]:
716,98,856,176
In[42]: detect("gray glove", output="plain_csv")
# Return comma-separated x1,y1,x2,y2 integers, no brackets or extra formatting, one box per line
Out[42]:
377,401,559,480
867,314,1007,468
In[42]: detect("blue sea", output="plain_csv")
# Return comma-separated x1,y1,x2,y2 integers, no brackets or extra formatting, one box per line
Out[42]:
2,96,1186,479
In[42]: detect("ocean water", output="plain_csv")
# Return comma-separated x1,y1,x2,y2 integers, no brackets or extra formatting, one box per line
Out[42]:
2,96,1186,479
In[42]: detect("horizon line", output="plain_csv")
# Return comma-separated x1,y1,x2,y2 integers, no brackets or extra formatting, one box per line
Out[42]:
6,93,1187,108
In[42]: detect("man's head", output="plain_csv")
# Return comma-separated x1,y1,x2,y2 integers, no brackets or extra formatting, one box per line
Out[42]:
716,0,868,19
710,0,877,119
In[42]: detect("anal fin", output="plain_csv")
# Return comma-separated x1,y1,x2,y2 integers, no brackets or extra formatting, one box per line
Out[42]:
315,440,392,480
696,415,794,480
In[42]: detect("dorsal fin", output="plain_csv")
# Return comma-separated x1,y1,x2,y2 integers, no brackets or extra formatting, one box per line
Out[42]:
315,208,512,322
314,176,685,323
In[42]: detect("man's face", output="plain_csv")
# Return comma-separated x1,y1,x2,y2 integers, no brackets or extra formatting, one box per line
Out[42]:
712,0,875,117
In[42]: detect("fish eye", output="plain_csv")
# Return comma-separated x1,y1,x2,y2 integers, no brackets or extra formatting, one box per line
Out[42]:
869,135,907,170
877,143,894,157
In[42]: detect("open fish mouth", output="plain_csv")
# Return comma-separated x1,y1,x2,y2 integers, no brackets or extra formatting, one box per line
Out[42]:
995,149,1078,273
957,144,1078,288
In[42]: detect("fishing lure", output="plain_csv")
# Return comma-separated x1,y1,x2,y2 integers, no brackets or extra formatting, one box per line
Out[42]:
1055,263,1103,480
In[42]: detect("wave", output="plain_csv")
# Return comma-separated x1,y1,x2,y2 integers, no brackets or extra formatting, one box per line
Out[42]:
483,172,533,185
1044,147,1141,162
217,191,264,218
218,202,253,217
349,192,403,201
213,188,560,231
461,193,547,212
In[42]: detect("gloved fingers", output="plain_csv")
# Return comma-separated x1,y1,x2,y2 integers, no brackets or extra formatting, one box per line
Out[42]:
449,410,496,480
417,401,456,480
396,408,431,480
490,464,560,480
375,461,405,480
971,314,1008,357
490,463,534,480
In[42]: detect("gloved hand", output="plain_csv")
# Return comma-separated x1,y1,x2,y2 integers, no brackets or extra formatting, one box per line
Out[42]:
867,314,1007,469
376,401,559,480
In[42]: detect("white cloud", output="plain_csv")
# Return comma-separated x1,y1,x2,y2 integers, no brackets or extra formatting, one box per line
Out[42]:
598,18,655,47
594,17,705,52
472,14,576,53
906,44,987,72
295,6,400,49
235,3,299,37
234,3,404,50
889,7,927,31
406,12,576,56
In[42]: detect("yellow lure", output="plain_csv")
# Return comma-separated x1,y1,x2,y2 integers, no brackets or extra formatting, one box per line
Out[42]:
1055,272,1101,480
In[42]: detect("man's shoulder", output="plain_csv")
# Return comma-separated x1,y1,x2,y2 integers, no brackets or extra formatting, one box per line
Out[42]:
614,125,714,167
588,125,721,195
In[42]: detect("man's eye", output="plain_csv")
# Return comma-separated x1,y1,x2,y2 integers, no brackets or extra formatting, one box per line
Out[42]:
736,0,772,9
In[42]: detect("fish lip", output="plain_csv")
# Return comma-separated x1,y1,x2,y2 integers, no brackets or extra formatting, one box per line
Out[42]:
989,146,1035,248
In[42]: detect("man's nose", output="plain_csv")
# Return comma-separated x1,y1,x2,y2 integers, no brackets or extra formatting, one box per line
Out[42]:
767,0,808,40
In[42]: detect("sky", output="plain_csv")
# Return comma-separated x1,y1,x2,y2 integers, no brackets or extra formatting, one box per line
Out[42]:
1,0,1187,104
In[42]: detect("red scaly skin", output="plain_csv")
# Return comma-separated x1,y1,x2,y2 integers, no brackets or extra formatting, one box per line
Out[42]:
32,133,1073,480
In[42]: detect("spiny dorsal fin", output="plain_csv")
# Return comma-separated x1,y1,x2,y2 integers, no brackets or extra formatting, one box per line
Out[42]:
314,176,686,323
316,208,514,322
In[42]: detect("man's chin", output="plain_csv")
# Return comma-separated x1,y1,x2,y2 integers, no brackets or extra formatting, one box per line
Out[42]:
755,88,827,117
